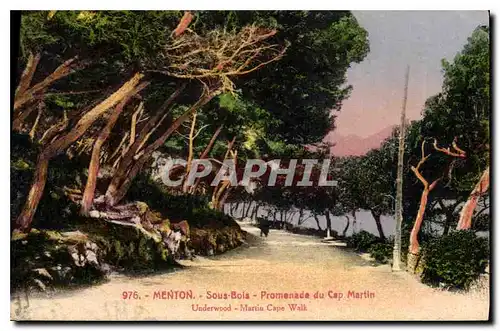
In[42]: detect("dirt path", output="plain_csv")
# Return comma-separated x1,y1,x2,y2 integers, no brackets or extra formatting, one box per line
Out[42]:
11,222,489,321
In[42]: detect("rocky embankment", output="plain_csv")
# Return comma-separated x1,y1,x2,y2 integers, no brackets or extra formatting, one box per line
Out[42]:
11,203,246,293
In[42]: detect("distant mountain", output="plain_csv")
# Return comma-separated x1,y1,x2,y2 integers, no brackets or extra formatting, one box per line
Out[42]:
325,125,396,157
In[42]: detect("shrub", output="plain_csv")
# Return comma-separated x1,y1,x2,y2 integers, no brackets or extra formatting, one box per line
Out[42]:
472,213,490,232
127,174,237,229
347,230,380,252
421,230,489,289
368,242,393,263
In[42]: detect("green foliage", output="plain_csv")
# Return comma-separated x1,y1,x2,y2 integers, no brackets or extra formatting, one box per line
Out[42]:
346,231,392,263
421,230,489,289
189,226,244,256
127,174,237,229
368,242,393,263
15,11,373,230
211,91,277,158
45,94,76,109
338,26,490,246
247,11,369,145
19,11,60,56
20,10,180,65
339,137,397,218
198,11,370,145
84,222,170,271
472,212,490,232
421,25,490,194
218,92,240,112
347,230,381,252
17,11,185,118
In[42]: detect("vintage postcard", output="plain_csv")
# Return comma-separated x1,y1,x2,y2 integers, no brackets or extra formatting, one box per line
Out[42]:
10,10,490,321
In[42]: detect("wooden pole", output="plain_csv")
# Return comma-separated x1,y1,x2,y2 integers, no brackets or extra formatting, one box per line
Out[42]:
392,65,409,272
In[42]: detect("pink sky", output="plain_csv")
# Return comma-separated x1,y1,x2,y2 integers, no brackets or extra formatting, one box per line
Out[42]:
334,11,489,138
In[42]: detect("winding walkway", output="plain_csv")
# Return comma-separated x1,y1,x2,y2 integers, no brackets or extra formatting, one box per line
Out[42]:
11,222,489,321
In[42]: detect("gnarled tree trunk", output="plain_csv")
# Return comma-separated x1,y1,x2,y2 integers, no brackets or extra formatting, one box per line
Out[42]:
15,52,41,101
190,124,224,193
456,166,490,230
182,112,197,193
342,215,350,237
28,100,45,140
297,208,305,225
212,181,231,211
370,210,385,240
217,186,232,211
407,138,465,272
253,203,261,220
14,56,79,112
409,180,440,254
210,136,236,210
314,215,323,231
438,199,462,236
245,201,253,218
235,202,241,217
199,124,224,160
15,73,144,232
105,92,214,207
80,82,149,216
407,179,439,272
105,84,185,199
